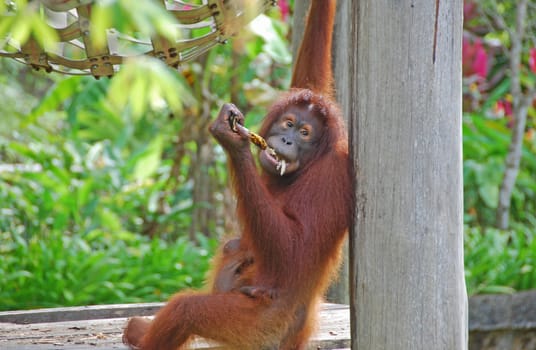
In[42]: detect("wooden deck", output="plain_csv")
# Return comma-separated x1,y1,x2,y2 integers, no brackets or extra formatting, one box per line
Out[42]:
0,303,350,349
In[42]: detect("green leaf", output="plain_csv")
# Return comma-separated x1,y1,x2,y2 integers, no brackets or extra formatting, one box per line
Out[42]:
248,14,291,64
99,209,123,232
482,78,510,110
9,14,31,45
30,12,59,48
0,16,15,40
132,135,163,181
129,73,148,119
478,184,499,208
88,3,112,49
25,77,83,125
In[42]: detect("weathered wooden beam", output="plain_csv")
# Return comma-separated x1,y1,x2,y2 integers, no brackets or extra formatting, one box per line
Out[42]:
347,0,467,349
0,303,350,350
0,303,164,325
4,292,536,349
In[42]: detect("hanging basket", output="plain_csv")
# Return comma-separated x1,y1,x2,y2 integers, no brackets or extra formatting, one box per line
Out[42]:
0,0,275,78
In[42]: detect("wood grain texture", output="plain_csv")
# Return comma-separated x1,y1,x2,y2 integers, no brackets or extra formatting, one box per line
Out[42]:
0,303,350,349
344,0,468,349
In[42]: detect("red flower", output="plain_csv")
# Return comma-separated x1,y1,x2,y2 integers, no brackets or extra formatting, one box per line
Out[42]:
529,48,536,74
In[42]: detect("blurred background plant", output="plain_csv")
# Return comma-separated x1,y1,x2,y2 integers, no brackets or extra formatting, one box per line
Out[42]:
0,0,292,310
0,0,535,310
462,0,536,294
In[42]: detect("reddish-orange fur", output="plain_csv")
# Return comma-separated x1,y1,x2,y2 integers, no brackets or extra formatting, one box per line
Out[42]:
291,0,336,97
123,1,352,349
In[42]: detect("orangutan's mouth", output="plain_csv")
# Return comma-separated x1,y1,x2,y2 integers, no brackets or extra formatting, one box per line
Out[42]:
263,149,288,176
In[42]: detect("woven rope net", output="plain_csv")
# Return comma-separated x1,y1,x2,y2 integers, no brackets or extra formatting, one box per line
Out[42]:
0,0,274,78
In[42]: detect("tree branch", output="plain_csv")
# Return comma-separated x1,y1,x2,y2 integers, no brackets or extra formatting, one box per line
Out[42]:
496,0,530,229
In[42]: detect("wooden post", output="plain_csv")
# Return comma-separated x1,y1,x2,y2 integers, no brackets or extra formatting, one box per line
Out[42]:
346,1,468,349
290,1,309,61
326,0,353,305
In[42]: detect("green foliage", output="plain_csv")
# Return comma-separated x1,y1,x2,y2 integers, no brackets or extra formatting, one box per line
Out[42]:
0,1,59,50
461,0,536,294
463,113,536,227
0,230,216,311
249,14,292,65
463,110,536,295
463,104,536,295
0,0,180,53
1,62,198,239
0,137,194,239
0,58,212,311
89,0,181,47
0,4,293,311
465,225,536,295
5,0,534,307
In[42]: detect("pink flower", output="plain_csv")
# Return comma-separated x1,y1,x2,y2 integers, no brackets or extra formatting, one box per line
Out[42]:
278,0,289,22
464,1,478,22
472,40,488,79
462,36,472,69
529,48,536,74
462,37,488,79
494,99,512,117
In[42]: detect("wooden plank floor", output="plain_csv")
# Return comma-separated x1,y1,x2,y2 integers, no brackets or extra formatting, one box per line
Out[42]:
0,303,350,350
